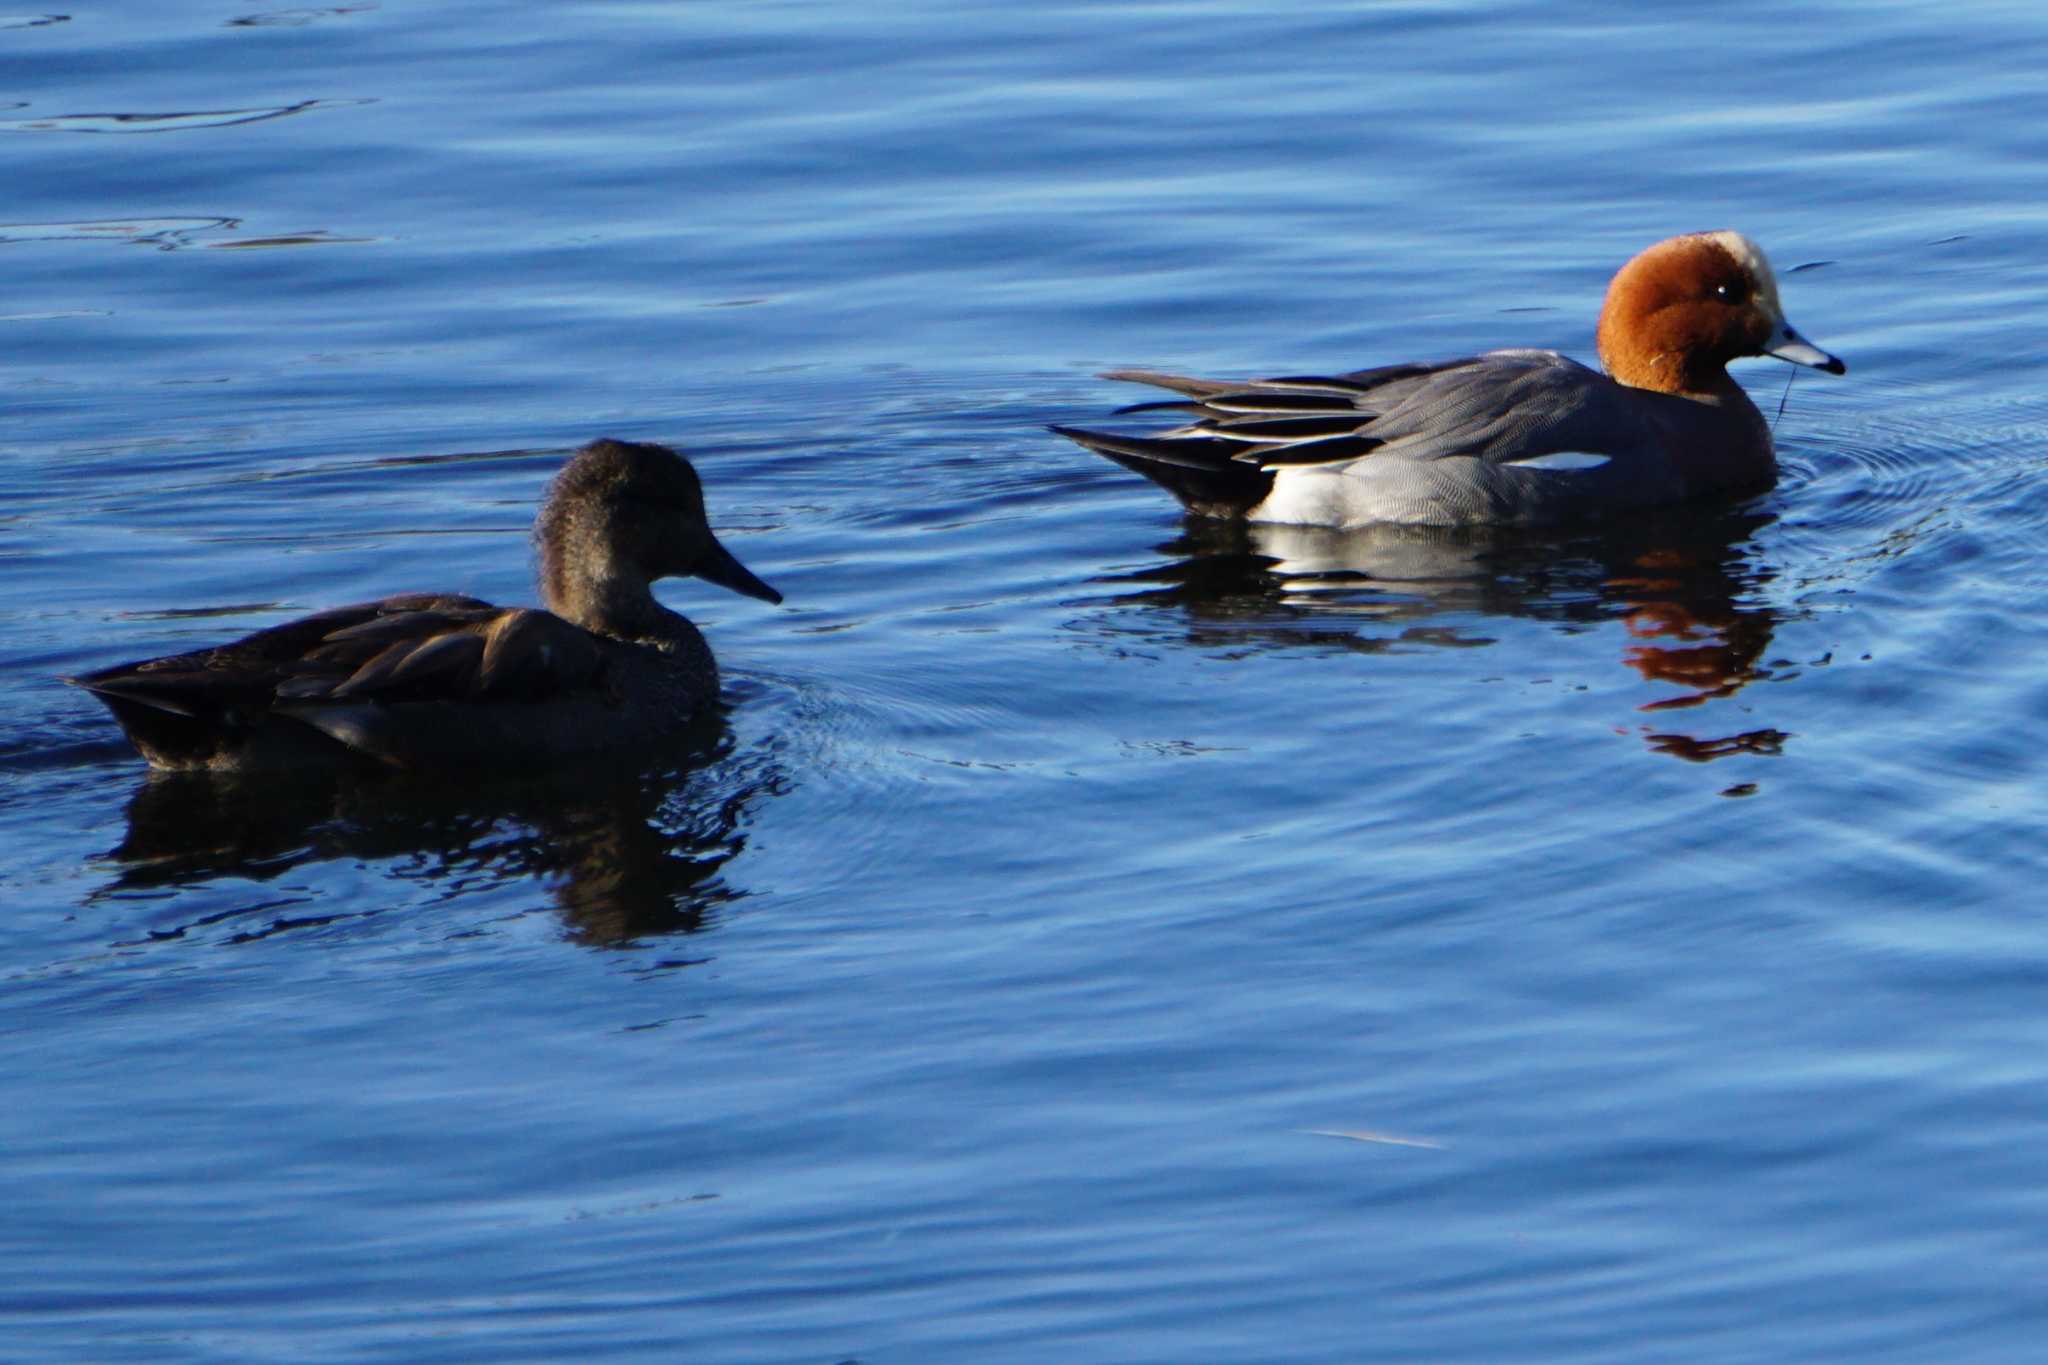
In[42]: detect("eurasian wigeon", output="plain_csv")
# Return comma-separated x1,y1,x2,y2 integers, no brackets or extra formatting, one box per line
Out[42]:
67,439,782,772
1052,231,1844,527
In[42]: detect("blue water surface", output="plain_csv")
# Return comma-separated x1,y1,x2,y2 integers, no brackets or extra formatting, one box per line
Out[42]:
5,1,2048,1359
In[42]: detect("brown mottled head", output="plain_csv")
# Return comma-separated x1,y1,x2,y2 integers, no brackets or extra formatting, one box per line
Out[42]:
1596,231,1844,395
536,439,781,619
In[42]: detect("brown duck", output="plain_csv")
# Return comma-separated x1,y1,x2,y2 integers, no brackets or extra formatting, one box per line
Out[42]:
67,438,782,772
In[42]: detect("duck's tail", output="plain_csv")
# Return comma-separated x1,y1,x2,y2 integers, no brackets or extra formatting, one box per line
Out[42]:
1050,421,1275,520
1053,374,1286,520
63,673,230,770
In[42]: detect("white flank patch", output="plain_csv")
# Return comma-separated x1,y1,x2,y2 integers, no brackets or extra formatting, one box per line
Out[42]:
1251,469,1350,525
1506,451,1611,471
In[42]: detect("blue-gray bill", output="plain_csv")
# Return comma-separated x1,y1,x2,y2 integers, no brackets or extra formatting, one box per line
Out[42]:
695,535,783,605
1764,320,1846,375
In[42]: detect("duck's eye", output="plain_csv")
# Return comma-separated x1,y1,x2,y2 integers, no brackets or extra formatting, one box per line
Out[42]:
1714,281,1749,305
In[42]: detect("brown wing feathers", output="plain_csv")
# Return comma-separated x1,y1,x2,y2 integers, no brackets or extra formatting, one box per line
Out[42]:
74,595,606,716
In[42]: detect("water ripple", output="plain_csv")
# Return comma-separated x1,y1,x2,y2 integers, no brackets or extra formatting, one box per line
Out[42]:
1,98,371,134
0,216,240,247
226,5,375,26
1776,377,2044,604
0,216,375,251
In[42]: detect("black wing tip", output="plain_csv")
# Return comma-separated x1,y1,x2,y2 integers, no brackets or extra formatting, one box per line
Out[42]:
1051,422,1144,452
1251,433,1386,467
1110,399,1204,416
1052,422,1174,457
1094,368,1238,399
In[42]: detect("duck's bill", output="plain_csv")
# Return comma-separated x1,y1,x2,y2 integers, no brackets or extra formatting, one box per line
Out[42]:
694,536,783,605
1764,319,1846,375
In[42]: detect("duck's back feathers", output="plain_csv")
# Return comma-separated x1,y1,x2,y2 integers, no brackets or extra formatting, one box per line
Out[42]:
66,592,696,772
272,599,608,704
1083,353,1616,465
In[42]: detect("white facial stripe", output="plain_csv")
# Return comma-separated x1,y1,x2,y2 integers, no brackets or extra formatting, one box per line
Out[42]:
1700,229,1785,319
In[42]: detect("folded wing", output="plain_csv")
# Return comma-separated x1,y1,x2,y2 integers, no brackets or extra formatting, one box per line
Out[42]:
67,592,615,768
1053,352,1652,518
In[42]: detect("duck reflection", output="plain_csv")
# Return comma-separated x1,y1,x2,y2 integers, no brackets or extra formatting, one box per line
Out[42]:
1092,511,1793,761
93,718,786,946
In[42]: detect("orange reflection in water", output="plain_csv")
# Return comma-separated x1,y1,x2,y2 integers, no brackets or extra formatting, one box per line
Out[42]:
1606,547,1788,764
1608,550,1775,713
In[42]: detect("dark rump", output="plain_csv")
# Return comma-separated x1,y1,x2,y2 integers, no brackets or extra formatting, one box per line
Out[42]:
1049,424,1274,519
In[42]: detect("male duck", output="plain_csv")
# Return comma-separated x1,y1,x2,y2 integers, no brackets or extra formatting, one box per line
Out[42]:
68,438,781,772
1053,231,1845,527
